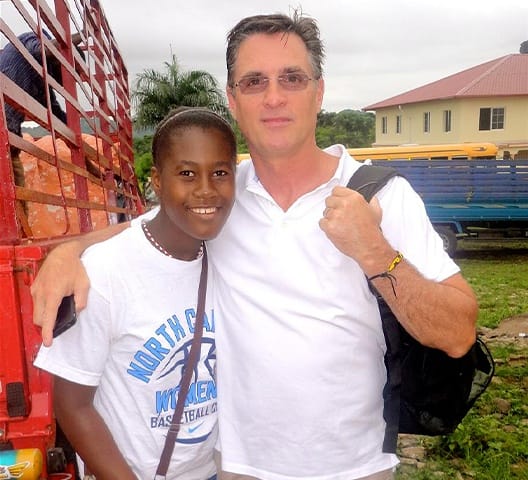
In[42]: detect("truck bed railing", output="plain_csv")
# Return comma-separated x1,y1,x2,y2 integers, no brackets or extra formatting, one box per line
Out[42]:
373,159,528,209
0,2,142,476
0,0,143,245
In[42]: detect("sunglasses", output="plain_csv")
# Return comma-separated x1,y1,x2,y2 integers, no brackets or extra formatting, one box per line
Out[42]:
232,72,315,95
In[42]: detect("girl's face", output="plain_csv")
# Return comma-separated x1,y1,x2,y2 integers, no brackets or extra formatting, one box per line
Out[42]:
152,126,236,242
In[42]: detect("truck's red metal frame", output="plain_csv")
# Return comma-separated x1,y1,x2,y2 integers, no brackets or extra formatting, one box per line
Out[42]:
0,1,143,477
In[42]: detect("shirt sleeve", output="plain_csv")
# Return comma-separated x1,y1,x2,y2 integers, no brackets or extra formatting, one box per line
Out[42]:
130,205,159,227
34,252,113,386
377,176,460,282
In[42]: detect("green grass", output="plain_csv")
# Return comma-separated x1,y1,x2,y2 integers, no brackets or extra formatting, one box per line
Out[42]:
395,240,528,480
455,240,528,329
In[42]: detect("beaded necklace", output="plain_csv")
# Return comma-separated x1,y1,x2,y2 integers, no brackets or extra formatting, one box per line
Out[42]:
141,221,204,260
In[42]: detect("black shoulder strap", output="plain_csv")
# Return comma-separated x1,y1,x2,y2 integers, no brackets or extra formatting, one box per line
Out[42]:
347,163,403,454
346,164,401,202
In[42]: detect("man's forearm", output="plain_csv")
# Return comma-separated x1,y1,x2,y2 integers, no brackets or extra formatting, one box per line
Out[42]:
31,221,131,345
369,258,478,358
320,195,478,357
68,221,131,254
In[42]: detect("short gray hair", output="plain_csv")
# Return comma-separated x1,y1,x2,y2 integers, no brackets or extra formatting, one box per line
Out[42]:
226,9,325,87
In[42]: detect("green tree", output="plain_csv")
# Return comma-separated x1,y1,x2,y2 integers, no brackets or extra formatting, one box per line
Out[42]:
133,135,153,193
316,109,375,149
132,56,233,191
232,123,249,154
132,55,229,129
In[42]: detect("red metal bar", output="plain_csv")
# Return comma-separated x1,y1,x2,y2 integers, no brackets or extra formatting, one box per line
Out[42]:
0,86,19,243
1,1,144,475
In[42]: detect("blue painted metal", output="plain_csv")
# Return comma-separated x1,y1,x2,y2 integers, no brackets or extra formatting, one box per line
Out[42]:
372,159,528,239
372,159,528,221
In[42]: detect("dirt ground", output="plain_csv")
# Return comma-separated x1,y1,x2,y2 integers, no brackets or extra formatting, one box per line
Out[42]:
480,314,528,345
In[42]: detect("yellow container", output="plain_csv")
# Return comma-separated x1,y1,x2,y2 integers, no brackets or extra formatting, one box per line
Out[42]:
0,448,43,480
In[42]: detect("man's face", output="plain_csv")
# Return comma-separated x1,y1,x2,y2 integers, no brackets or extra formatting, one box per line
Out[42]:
227,32,324,159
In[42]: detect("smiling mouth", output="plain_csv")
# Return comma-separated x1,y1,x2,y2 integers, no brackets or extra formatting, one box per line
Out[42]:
263,117,290,125
190,207,218,215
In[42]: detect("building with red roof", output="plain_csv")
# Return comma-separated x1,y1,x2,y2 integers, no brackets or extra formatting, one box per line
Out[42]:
363,51,528,158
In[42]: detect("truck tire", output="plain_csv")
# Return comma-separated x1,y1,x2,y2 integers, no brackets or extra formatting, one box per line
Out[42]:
435,226,457,257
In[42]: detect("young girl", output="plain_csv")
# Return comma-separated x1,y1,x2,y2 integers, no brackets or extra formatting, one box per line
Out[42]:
35,107,237,480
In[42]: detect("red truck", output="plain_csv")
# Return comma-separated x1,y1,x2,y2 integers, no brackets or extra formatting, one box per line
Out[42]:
0,1,143,478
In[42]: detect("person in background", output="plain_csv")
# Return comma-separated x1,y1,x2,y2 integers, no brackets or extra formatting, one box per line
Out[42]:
34,107,237,480
31,10,478,480
0,31,82,187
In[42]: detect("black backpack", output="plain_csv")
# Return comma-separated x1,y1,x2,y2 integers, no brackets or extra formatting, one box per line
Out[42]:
347,164,495,453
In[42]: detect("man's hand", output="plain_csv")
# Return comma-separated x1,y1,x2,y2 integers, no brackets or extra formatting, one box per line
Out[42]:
31,240,89,347
31,221,130,346
319,186,388,267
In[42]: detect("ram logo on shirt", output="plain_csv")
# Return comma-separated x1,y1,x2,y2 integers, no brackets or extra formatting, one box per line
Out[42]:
126,308,215,383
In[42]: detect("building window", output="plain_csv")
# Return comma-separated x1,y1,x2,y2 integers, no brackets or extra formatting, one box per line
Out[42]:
381,116,388,134
423,112,431,133
443,110,452,132
479,107,504,130
492,108,504,129
396,115,402,134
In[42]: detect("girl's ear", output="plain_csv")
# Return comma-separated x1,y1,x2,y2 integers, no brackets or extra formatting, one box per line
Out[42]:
151,166,161,197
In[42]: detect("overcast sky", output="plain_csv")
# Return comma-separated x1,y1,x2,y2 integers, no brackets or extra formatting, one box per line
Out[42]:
3,0,528,112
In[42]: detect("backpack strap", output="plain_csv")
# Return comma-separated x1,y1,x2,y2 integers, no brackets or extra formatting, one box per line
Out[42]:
378,299,403,453
346,163,403,454
346,164,401,202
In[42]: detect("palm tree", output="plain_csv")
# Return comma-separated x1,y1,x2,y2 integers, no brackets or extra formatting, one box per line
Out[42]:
132,55,229,129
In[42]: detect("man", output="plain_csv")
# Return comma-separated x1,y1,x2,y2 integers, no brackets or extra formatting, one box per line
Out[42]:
1,30,103,216
0,31,77,186
31,11,478,480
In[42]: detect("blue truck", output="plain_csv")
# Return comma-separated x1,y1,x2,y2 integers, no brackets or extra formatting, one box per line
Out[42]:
371,159,528,256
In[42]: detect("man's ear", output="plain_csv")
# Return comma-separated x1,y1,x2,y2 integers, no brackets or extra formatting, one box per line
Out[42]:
316,77,325,111
226,86,237,120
